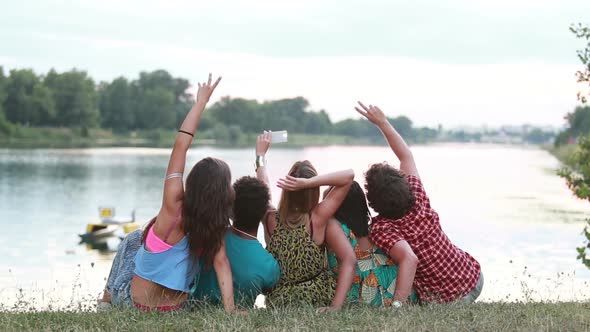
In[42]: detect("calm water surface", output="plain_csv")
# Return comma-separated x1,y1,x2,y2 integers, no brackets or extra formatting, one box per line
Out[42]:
0,144,589,308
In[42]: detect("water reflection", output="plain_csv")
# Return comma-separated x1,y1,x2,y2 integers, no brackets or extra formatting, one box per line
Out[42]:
79,237,121,256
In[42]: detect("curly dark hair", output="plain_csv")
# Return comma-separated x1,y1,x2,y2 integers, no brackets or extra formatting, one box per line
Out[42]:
183,157,233,267
232,176,271,232
364,162,415,219
333,181,371,237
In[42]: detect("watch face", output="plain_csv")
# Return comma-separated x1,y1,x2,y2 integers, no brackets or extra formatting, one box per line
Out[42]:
392,300,402,308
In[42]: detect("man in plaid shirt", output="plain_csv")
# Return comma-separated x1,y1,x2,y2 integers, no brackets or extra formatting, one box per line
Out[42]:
354,102,483,305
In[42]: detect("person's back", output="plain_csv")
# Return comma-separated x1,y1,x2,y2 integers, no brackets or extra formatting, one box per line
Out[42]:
355,101,483,304
325,181,417,306
370,174,481,302
193,230,279,307
192,176,280,307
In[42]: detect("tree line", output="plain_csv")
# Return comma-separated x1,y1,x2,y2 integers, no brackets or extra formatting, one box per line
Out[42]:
555,105,590,146
0,67,438,143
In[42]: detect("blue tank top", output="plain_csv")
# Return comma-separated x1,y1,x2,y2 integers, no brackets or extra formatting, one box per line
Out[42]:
133,236,199,293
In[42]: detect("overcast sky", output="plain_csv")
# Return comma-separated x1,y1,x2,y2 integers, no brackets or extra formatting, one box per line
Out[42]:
1,0,589,127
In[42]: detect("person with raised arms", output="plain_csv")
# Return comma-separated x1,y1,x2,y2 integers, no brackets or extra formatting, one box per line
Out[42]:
256,132,357,311
354,101,483,305
99,74,241,313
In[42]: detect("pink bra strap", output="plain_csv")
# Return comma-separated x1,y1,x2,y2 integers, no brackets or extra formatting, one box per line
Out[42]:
163,206,182,242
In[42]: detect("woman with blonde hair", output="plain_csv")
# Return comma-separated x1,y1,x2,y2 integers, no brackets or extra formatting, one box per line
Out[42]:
255,133,357,311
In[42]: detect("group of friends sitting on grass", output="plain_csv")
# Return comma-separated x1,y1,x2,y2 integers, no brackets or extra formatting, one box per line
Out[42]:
98,74,483,313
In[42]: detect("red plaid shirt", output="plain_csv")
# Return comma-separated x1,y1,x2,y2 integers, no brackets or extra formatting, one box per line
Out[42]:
369,175,481,303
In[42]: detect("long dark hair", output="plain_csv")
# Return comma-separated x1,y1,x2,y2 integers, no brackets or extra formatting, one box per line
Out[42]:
183,157,233,266
333,181,371,237
278,160,319,228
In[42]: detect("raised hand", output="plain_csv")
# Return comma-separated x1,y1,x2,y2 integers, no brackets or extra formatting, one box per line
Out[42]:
277,175,310,191
196,73,222,104
256,131,272,156
354,101,388,128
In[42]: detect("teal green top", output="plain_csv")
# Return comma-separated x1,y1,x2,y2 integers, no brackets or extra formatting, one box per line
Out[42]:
192,231,280,307
327,222,418,306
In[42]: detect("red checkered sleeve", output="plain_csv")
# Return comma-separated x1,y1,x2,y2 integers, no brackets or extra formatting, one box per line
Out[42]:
370,175,481,303
369,220,404,255
406,175,430,210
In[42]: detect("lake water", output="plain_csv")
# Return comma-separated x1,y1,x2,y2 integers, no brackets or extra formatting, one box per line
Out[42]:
1,144,589,309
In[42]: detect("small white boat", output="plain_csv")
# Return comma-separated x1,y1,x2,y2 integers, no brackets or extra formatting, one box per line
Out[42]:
79,207,140,242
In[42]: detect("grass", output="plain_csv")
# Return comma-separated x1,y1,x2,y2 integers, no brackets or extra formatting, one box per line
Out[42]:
0,303,589,331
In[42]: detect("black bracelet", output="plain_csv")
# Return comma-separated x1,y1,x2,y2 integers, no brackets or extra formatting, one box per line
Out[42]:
178,130,194,137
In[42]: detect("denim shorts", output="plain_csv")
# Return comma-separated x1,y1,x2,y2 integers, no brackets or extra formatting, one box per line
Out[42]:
104,229,142,306
462,271,484,303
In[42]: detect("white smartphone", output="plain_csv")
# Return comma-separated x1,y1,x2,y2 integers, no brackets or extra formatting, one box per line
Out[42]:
270,130,288,143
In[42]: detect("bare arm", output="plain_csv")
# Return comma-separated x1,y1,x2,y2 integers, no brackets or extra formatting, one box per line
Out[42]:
388,240,418,302
324,219,356,310
213,241,236,313
255,131,276,244
262,210,276,245
161,74,222,216
255,131,272,189
277,169,354,228
355,101,419,177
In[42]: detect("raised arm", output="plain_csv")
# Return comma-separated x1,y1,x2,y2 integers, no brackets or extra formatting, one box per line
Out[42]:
255,131,277,243
355,101,419,177
161,74,221,215
321,219,356,312
255,131,272,188
277,169,354,228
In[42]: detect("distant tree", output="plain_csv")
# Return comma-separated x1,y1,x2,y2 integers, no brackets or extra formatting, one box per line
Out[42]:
304,110,332,134
391,116,414,139
559,24,590,269
263,97,309,132
44,69,99,127
0,66,6,116
99,77,134,132
338,118,375,138
3,69,55,126
135,87,175,129
524,128,554,144
560,106,590,144
134,70,192,127
0,67,12,136
208,97,263,132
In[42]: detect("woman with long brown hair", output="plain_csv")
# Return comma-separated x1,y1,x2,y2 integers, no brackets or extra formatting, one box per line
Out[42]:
99,74,238,313
255,133,356,311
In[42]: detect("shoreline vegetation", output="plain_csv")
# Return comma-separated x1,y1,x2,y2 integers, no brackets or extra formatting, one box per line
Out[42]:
0,67,557,149
0,126,559,149
0,303,588,331
0,127,383,149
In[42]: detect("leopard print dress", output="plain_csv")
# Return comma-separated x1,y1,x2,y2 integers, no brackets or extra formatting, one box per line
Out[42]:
266,215,336,307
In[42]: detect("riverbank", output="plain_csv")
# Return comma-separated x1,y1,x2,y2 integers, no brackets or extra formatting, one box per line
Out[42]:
0,127,382,149
0,303,588,331
548,143,578,166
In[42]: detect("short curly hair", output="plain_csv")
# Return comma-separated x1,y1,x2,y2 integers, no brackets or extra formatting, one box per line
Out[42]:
364,162,415,219
232,176,271,232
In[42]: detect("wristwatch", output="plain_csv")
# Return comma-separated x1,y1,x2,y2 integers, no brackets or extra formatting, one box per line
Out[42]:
255,155,265,171
392,300,403,309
